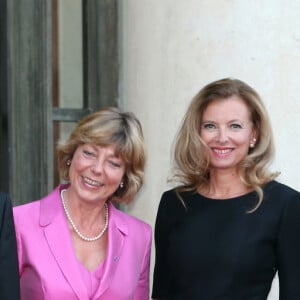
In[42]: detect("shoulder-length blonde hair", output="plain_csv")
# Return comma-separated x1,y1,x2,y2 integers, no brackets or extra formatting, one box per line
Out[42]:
173,78,278,210
57,107,146,204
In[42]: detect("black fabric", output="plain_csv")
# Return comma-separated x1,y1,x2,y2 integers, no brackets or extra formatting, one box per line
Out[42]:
0,193,20,299
152,180,300,300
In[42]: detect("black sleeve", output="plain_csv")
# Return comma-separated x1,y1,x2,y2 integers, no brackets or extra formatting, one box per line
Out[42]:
152,191,174,299
0,193,20,300
277,190,300,299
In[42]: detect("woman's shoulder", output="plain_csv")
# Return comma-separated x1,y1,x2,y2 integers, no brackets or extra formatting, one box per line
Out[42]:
264,180,300,198
13,185,64,216
109,203,152,234
262,180,300,210
13,199,41,220
160,187,197,207
13,198,40,210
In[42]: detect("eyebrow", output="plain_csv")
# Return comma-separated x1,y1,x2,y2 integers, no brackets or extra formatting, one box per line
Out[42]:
202,119,246,123
97,145,123,158
201,120,251,128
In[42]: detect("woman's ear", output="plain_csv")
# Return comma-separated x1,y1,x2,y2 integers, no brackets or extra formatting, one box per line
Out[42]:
250,127,259,148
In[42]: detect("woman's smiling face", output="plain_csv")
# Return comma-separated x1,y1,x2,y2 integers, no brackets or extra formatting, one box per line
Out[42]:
200,96,257,173
68,143,126,204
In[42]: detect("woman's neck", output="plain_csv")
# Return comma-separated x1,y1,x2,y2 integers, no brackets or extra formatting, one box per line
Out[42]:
198,168,251,199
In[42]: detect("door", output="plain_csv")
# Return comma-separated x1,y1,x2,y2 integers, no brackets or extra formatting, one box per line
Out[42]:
0,0,119,205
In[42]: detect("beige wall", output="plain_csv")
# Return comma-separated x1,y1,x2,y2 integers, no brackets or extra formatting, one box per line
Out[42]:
121,1,300,298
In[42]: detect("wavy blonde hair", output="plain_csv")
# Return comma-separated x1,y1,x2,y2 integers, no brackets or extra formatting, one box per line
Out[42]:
173,78,279,211
57,107,146,204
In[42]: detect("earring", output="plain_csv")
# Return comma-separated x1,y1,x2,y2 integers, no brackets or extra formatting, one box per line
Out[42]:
66,159,71,166
120,182,124,189
250,138,257,148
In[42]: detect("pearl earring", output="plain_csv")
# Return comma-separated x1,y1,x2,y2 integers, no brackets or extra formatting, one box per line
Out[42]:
66,159,71,166
250,138,257,148
120,182,124,188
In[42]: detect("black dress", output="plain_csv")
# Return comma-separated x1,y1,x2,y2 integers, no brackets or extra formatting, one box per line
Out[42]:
152,181,300,300
0,192,20,300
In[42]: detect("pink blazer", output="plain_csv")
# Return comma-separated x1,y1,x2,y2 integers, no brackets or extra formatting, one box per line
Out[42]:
13,184,152,300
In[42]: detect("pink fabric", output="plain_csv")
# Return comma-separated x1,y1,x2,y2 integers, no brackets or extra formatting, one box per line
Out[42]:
13,184,152,300
77,257,105,298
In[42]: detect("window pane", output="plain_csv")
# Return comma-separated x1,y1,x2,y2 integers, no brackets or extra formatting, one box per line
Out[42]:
58,0,83,108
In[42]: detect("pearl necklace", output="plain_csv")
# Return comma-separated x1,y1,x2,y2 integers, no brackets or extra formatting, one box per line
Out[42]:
60,189,109,242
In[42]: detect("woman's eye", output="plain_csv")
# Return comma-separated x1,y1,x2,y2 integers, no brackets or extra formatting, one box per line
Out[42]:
230,123,242,129
83,150,95,156
203,123,216,130
109,160,121,168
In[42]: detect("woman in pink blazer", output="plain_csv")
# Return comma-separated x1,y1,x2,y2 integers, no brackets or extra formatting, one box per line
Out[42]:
13,107,152,300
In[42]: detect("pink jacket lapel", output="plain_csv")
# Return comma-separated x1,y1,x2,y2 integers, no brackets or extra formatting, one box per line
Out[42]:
93,202,127,298
40,185,89,300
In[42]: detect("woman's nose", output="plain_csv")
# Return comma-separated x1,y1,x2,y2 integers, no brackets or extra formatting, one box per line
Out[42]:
91,160,103,173
215,127,229,143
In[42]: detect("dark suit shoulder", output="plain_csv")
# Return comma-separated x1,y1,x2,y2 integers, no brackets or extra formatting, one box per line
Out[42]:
0,192,9,202
0,193,11,215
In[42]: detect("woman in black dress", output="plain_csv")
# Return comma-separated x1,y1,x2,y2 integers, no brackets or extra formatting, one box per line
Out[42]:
152,78,300,300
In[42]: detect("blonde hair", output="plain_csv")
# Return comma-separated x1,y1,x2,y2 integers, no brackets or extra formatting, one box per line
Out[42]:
57,107,146,203
173,78,278,210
